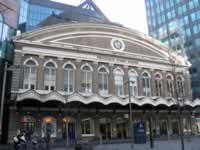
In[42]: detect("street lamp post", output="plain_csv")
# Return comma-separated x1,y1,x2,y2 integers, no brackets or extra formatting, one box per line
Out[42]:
126,79,134,149
63,90,69,150
170,58,185,150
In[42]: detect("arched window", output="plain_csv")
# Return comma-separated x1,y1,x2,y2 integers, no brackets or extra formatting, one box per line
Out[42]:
98,66,109,95
177,76,184,98
64,63,75,94
114,68,124,96
24,60,37,89
142,72,151,96
155,73,163,96
81,64,93,93
44,62,56,91
166,74,174,97
128,70,138,96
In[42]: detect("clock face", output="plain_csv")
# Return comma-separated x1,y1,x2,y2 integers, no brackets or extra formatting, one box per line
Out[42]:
111,38,125,51
113,40,123,49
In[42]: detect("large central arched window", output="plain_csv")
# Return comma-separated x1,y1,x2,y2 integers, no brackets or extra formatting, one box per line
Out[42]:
177,76,184,98
63,63,75,94
44,61,57,91
81,64,93,93
128,69,138,96
166,74,174,97
23,59,37,90
98,66,109,95
155,73,163,97
142,72,151,96
114,68,124,96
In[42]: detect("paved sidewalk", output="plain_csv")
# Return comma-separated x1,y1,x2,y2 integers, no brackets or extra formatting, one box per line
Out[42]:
94,137,200,150
2,137,200,150
0,144,13,150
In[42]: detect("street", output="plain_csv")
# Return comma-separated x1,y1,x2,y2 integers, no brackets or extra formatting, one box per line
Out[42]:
1,137,200,150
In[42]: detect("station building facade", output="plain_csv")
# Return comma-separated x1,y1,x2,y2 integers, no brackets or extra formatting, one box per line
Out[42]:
7,22,199,142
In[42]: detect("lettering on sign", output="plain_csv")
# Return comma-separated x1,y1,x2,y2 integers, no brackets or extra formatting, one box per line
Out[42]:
97,55,138,65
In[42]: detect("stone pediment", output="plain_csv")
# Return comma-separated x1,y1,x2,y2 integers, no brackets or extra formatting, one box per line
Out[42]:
48,35,166,59
16,23,189,66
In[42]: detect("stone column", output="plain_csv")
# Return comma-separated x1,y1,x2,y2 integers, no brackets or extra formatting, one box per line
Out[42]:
184,70,192,100
92,62,99,94
75,60,82,93
167,114,172,139
137,67,143,96
57,57,64,91
37,55,45,90
108,64,115,95
161,71,167,97
150,69,155,96
155,114,160,136
111,116,117,139
94,117,100,142
124,66,129,95
12,52,23,90
76,114,82,140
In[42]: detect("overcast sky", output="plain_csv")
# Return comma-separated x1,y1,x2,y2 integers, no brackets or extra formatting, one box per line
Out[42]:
52,0,148,34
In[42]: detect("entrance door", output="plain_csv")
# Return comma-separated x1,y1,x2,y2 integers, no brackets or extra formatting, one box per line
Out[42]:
160,121,167,136
100,123,111,140
172,121,179,135
62,122,76,140
116,122,127,139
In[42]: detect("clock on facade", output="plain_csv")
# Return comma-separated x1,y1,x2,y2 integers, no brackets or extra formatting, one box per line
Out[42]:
111,38,125,51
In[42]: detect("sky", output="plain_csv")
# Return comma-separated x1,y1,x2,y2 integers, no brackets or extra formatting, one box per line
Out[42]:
51,0,148,34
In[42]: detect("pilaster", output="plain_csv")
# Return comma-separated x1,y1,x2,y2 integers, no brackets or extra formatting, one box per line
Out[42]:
75,59,81,93
37,55,44,90
92,62,99,94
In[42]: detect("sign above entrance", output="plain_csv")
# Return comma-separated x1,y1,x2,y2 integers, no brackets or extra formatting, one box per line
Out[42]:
111,38,125,51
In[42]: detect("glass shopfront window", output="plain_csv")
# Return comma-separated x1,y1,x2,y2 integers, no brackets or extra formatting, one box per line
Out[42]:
81,118,94,136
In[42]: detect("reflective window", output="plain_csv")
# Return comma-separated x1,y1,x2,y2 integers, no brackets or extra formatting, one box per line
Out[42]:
64,64,75,94
188,0,199,10
142,72,151,96
155,73,163,96
81,119,94,135
98,67,109,95
166,75,174,97
44,62,56,91
114,68,124,96
81,65,93,93
128,70,138,96
24,60,37,90
177,76,184,98
194,38,200,47
178,5,186,15
26,4,63,31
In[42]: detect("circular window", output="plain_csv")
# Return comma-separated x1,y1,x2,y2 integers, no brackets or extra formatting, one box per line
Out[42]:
111,38,125,51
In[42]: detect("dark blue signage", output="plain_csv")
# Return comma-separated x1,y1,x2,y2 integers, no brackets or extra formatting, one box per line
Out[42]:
134,122,146,144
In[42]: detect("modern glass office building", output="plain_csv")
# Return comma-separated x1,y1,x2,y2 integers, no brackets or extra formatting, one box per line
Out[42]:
18,0,111,32
18,0,72,31
145,0,200,98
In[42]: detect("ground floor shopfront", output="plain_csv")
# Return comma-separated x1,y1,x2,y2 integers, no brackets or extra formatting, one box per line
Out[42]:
7,101,198,143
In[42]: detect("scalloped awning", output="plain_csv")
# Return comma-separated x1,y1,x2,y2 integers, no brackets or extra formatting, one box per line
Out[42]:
16,90,200,107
